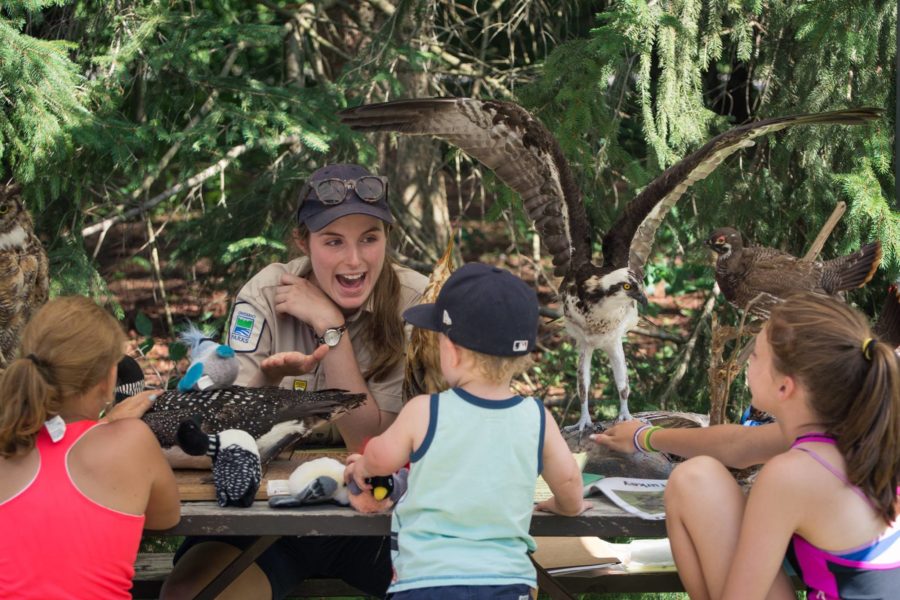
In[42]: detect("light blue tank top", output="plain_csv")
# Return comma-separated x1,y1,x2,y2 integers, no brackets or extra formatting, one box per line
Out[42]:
388,387,546,593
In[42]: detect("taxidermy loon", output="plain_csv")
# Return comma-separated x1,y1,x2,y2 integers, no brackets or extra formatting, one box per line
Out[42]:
143,387,365,464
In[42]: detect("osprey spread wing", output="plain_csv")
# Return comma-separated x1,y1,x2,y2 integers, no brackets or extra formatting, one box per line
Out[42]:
340,98,880,430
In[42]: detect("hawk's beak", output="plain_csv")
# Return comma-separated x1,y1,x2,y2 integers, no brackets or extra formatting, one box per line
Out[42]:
628,287,648,308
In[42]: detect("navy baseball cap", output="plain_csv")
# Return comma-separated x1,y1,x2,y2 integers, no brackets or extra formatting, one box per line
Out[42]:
297,164,395,232
403,262,539,356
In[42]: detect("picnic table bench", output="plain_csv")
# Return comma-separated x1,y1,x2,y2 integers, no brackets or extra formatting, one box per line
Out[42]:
134,456,678,599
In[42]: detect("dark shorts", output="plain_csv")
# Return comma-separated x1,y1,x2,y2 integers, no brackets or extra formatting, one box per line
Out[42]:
388,584,534,599
174,535,391,600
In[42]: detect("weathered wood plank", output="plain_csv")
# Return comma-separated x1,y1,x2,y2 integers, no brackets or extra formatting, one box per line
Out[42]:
160,496,667,538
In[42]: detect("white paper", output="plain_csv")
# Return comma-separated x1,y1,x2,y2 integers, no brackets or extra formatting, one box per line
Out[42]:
588,477,667,520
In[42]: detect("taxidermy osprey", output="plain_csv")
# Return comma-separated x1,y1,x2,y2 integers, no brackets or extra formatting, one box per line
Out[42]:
706,226,882,318
340,98,880,431
142,386,365,464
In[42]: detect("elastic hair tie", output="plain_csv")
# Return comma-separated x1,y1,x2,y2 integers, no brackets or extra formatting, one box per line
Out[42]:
26,353,49,369
861,338,875,361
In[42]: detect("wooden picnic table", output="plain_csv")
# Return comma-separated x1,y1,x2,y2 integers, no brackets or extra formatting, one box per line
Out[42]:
150,457,670,600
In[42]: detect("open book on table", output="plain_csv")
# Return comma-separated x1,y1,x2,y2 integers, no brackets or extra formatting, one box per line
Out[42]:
532,537,675,575
586,477,667,520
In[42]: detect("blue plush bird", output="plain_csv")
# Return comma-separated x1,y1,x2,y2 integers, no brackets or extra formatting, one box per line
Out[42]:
177,418,261,507
177,322,239,392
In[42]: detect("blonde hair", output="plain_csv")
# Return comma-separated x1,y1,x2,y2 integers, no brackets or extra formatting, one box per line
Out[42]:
767,292,899,523
458,346,534,385
0,297,125,457
295,223,404,383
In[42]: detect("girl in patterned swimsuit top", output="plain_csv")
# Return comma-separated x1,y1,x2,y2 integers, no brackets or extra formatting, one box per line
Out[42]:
592,291,899,600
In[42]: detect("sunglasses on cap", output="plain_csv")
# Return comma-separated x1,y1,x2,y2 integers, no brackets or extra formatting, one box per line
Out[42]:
299,175,388,206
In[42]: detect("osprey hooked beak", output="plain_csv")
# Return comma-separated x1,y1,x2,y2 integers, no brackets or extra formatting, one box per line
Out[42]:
624,283,648,307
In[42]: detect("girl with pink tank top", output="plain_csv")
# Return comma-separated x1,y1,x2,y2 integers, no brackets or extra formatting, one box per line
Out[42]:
0,297,179,599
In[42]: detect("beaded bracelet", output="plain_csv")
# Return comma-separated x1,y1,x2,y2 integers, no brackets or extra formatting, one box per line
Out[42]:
632,424,652,454
643,425,663,453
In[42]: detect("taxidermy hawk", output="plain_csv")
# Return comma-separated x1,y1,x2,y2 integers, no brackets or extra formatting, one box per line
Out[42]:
339,98,879,431
142,386,365,464
705,226,882,318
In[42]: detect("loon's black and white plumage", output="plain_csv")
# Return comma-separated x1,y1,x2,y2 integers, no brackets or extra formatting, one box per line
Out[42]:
142,386,366,464
114,355,145,404
340,98,880,431
177,419,261,507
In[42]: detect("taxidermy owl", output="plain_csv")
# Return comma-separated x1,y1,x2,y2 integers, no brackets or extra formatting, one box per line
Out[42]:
0,182,49,370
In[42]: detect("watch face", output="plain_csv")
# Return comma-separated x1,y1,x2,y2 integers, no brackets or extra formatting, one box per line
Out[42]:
323,328,342,347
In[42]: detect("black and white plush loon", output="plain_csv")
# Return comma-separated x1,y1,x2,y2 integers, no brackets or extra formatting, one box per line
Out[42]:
177,419,261,508
114,355,145,404
142,386,366,465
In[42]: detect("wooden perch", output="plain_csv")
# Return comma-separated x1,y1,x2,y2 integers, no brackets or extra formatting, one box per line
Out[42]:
802,201,846,261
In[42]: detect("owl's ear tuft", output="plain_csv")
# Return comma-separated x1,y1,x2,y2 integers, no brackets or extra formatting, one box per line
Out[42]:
2,182,22,197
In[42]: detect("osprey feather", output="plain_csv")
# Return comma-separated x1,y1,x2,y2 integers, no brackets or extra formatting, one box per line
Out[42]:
142,387,366,465
340,98,880,431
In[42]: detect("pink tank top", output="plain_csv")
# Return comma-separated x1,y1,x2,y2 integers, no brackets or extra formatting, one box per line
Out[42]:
0,420,145,599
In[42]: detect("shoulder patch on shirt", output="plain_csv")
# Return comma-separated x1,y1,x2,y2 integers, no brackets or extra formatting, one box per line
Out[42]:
229,302,265,352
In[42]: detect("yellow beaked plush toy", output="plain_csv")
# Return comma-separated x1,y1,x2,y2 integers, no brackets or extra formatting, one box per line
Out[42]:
268,457,406,512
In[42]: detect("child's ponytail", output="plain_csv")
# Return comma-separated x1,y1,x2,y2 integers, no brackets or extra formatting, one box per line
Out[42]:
767,293,900,524
838,340,899,524
0,297,125,457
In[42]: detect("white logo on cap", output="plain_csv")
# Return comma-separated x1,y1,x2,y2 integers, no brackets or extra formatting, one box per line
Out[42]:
513,340,529,352
442,310,452,326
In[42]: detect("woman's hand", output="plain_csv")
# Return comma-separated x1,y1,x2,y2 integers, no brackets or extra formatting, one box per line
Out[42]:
535,496,592,516
274,273,343,333
589,419,646,454
344,453,372,492
259,346,329,382
103,390,157,422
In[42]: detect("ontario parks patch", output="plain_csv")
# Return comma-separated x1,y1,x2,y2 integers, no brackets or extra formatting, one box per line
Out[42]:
229,302,264,352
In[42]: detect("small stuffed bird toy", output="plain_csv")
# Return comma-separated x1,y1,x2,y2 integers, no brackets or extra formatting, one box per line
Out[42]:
267,457,408,513
114,355,145,404
268,457,350,508
177,419,261,508
177,322,239,392
347,468,409,514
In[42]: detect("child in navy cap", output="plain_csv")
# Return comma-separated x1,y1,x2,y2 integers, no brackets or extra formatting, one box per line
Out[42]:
345,262,588,600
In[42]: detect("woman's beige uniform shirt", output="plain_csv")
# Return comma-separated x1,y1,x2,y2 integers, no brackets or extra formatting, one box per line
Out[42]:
227,257,427,441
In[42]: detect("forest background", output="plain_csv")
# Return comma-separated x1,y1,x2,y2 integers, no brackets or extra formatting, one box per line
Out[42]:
3,0,899,424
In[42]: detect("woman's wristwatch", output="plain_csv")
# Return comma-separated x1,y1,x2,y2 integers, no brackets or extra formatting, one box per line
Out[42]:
316,324,347,347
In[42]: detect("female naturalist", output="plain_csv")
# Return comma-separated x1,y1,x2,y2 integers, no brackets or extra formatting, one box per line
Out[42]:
162,163,427,600
0,296,180,599
593,292,899,600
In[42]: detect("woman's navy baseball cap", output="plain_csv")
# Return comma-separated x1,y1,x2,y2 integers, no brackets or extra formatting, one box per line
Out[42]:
403,262,538,356
296,164,394,232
